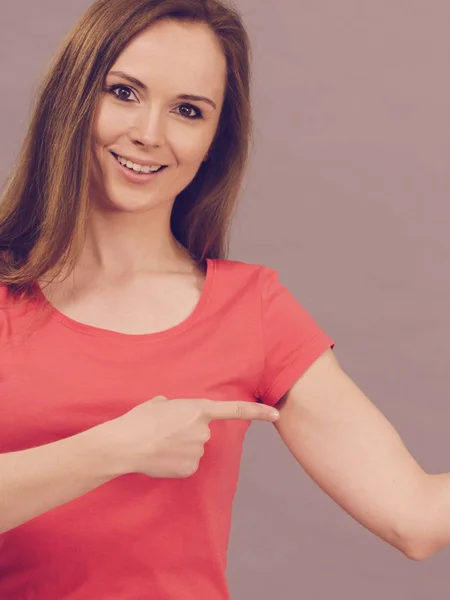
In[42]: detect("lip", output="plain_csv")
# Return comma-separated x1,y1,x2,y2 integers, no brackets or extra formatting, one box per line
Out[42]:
110,151,167,185
110,151,166,168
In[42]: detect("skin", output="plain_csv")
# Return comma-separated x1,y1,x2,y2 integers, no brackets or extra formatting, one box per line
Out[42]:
80,19,227,283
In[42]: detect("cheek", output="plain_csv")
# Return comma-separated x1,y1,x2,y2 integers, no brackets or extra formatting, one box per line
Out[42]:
95,105,127,146
170,129,214,166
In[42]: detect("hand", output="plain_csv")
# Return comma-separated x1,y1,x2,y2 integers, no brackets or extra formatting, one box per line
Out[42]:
103,395,280,479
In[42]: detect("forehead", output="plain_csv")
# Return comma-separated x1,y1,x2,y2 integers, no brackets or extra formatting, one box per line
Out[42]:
110,20,227,98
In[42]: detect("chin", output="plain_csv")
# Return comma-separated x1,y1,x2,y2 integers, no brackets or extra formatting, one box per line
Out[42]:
106,195,161,213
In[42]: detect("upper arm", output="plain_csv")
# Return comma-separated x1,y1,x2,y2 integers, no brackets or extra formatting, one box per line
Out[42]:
273,348,427,557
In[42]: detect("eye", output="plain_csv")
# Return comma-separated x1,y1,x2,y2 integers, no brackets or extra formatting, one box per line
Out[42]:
105,84,137,102
104,85,204,120
177,104,204,120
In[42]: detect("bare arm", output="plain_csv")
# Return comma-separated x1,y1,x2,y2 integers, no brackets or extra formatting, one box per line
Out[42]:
0,425,123,535
274,348,442,561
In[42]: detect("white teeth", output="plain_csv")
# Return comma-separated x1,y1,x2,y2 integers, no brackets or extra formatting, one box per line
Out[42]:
115,154,161,174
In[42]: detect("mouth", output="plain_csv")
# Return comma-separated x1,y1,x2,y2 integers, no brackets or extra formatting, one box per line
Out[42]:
110,152,168,175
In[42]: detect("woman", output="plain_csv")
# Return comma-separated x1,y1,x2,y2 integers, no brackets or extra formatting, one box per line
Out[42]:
0,0,444,598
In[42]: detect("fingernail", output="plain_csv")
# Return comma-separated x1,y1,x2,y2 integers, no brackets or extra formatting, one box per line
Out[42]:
270,410,280,420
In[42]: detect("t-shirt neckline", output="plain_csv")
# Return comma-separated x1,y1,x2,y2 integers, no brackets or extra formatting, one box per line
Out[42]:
34,257,216,343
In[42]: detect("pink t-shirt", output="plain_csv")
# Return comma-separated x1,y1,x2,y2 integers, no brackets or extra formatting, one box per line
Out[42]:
0,258,335,599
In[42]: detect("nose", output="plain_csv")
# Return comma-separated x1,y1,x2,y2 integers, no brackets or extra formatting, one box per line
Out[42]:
130,107,166,148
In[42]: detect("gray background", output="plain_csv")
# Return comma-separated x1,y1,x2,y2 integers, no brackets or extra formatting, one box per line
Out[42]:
2,1,450,598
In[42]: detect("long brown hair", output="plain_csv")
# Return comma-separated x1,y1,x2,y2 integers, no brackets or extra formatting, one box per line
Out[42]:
0,0,253,303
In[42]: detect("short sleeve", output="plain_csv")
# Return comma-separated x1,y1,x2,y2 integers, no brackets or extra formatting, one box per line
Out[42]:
255,267,335,407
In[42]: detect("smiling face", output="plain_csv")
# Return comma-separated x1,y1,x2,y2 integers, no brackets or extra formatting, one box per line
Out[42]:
90,19,227,213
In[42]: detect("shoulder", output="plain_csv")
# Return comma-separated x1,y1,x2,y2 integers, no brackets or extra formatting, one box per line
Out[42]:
212,257,271,284
0,285,12,343
211,260,284,307
0,283,40,320
0,284,12,306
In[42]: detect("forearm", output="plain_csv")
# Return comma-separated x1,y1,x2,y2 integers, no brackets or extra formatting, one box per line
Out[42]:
0,425,124,535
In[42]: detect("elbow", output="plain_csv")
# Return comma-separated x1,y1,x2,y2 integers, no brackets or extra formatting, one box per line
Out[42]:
401,533,436,562
404,547,433,562
403,545,431,562
398,475,439,562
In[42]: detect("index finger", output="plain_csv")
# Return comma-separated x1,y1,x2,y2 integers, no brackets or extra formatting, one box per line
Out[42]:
201,399,280,423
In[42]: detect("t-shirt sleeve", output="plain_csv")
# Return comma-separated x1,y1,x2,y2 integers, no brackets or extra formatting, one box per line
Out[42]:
255,267,336,407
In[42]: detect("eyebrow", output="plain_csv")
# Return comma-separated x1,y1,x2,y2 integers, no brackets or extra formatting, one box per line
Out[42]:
107,70,217,110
